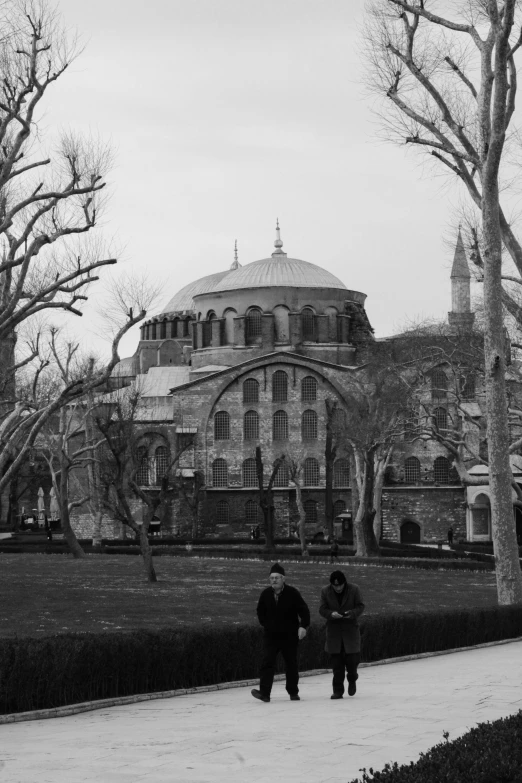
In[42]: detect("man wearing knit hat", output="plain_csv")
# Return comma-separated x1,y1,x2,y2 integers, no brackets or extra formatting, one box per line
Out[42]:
251,562,310,703
319,570,365,699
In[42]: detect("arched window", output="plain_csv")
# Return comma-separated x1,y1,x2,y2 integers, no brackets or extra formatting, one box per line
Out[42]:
202,320,212,347
242,458,258,487
273,410,288,440
273,460,289,487
170,319,179,338
243,378,259,404
304,457,320,486
214,411,230,440
136,447,149,486
404,456,421,483
301,410,318,440
431,369,448,402
301,376,317,402
243,410,259,440
155,446,169,484
304,499,318,524
301,308,316,341
272,370,288,402
246,309,262,344
150,322,157,340
183,318,191,337
433,407,448,430
333,499,346,518
212,459,228,487
216,500,230,524
460,372,476,401
160,320,167,339
333,458,350,487
245,500,260,525
434,456,450,484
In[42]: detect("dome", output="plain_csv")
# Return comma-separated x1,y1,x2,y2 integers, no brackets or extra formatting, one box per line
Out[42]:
209,256,347,294
160,269,231,314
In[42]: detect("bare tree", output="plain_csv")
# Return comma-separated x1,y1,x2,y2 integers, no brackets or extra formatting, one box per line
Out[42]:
364,0,522,603
255,446,285,553
279,453,309,557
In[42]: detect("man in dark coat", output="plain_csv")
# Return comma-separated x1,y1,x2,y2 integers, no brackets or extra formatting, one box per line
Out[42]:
252,562,310,703
319,570,365,699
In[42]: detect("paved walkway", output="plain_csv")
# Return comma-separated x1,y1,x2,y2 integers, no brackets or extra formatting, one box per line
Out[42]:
2,640,522,783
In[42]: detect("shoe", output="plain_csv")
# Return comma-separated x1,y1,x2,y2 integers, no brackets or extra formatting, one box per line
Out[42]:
331,693,343,700
251,689,270,703
348,681,357,696
289,694,300,701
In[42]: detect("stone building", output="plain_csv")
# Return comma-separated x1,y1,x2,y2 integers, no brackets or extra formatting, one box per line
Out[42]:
70,225,522,544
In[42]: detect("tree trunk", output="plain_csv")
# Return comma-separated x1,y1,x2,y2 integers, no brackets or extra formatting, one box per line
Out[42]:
294,482,309,557
59,466,85,559
372,462,386,542
324,400,337,538
139,520,157,583
354,454,380,557
482,182,522,604
85,387,103,551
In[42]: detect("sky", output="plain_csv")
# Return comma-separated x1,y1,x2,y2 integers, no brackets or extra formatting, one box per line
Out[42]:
45,0,478,361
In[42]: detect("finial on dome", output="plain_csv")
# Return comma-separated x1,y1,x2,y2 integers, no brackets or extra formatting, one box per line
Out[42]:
272,218,287,258
230,239,241,270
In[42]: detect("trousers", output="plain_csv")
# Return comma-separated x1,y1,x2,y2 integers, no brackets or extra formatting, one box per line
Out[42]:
259,637,299,696
330,645,360,696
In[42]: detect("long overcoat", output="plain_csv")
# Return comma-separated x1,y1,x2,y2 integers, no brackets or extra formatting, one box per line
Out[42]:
319,582,365,654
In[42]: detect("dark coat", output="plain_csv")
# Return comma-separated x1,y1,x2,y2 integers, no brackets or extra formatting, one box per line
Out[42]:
319,582,365,654
256,584,310,641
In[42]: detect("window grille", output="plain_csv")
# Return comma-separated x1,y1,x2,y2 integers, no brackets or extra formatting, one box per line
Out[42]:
434,456,450,484
301,376,317,402
243,378,259,403
333,458,350,487
301,308,316,341
404,456,421,483
304,499,318,524
273,410,288,440
214,411,230,440
245,500,260,525
304,458,320,486
155,446,169,484
431,369,448,402
301,410,318,440
272,371,288,402
243,410,259,440
273,460,289,487
246,309,262,344
136,447,149,486
242,458,258,487
212,459,228,487
433,407,448,430
160,321,167,339
333,499,346,518
216,500,230,524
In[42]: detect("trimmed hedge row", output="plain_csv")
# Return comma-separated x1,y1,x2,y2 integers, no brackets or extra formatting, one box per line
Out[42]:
349,710,522,783
1,605,521,715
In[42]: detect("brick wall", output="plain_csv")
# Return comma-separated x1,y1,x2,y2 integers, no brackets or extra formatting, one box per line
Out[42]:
381,486,466,542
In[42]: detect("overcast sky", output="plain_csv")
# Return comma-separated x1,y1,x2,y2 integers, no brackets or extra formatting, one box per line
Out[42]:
48,0,478,360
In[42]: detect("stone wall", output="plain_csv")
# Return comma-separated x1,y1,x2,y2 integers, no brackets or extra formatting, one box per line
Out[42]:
381,486,466,542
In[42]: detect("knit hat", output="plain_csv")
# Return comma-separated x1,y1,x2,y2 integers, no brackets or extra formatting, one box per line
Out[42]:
270,562,285,576
330,570,346,586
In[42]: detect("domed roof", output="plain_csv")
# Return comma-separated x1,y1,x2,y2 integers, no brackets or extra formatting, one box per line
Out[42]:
160,269,231,314
209,255,347,294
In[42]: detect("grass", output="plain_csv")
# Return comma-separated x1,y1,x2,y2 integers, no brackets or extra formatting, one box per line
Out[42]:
0,553,500,639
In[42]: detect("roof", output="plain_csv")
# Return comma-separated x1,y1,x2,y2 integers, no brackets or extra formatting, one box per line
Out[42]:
136,367,190,396
111,356,137,377
160,270,231,314
206,255,347,294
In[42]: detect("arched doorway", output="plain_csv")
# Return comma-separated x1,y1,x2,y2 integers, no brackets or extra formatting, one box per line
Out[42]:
400,520,421,543
471,493,491,541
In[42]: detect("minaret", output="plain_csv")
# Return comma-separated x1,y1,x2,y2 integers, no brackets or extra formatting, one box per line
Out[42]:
448,228,475,331
229,239,241,270
272,218,287,258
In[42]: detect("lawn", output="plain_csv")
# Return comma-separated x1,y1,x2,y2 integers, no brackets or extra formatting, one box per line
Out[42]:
0,553,500,638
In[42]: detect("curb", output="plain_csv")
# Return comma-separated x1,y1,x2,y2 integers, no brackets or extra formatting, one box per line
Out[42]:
2,635,521,725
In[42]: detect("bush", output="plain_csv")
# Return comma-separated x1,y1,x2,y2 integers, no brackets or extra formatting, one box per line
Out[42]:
1,605,521,715
348,710,522,783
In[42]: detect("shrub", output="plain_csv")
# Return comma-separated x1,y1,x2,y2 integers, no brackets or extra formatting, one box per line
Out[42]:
348,710,522,783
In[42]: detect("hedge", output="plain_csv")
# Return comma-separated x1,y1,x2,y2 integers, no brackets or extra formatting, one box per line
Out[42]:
1,605,521,715
349,710,522,783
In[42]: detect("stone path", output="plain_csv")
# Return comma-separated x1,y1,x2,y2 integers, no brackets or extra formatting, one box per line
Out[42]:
2,640,522,783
